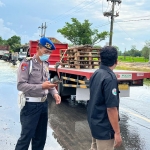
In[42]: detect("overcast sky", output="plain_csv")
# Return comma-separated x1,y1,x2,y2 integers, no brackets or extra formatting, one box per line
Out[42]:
0,0,150,51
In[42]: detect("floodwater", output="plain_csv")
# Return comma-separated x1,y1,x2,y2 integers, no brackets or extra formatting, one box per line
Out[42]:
0,60,150,150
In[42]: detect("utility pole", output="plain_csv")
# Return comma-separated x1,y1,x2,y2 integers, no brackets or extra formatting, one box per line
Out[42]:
149,49,150,63
43,22,47,37
38,23,44,37
148,45,150,63
38,22,47,37
109,1,115,46
103,0,122,46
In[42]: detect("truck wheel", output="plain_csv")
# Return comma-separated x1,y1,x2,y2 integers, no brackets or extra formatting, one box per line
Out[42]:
58,82,62,96
57,80,70,100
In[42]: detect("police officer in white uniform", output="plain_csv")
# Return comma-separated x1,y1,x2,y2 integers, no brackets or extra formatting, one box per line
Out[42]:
15,37,61,150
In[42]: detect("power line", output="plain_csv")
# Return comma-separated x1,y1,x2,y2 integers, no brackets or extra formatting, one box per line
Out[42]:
48,17,150,43
94,17,150,30
102,0,104,13
48,0,89,22
122,15,150,20
115,22,132,38
102,0,111,14
116,18,150,23
115,21,137,46
115,2,122,12
54,0,99,23
137,15,150,18
47,0,100,25
94,22,110,28
114,19,149,53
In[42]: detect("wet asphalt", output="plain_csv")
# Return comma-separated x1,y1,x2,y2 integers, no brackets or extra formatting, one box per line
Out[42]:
0,60,150,150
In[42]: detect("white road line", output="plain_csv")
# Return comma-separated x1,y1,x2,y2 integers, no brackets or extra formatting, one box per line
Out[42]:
120,107,150,123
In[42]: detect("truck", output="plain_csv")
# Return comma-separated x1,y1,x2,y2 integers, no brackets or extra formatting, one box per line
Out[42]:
27,38,150,105
0,45,9,59
18,51,27,61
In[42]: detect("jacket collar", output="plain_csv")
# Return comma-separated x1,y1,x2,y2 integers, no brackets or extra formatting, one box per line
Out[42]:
100,64,113,73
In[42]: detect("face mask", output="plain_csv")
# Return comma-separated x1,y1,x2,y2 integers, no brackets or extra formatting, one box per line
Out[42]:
39,54,50,61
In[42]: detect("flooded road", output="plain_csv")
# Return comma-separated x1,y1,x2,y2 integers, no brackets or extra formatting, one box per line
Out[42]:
0,60,150,150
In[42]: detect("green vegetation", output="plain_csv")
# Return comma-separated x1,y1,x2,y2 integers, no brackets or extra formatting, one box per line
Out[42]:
116,65,150,72
116,43,150,61
57,18,109,45
0,35,21,52
118,56,149,62
144,79,150,86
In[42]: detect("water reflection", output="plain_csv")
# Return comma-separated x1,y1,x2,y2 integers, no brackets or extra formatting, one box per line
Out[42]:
120,86,150,150
48,97,91,150
0,61,20,150
119,114,145,150
0,60,18,84
48,96,150,150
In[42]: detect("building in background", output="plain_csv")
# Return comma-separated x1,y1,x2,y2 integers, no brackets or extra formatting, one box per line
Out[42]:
0,45,9,59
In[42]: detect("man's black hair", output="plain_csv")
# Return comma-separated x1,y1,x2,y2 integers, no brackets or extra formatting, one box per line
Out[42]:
100,46,118,67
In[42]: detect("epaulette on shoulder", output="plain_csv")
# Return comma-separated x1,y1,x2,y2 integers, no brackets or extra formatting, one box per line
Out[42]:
24,57,32,61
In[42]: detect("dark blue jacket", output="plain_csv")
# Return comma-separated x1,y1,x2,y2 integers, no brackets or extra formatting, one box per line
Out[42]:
87,65,119,140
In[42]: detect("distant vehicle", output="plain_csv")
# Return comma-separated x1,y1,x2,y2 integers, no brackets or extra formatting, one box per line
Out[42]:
18,52,27,61
1,52,10,61
11,52,18,65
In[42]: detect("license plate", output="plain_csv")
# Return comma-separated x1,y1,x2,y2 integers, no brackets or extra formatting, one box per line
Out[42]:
118,84,129,90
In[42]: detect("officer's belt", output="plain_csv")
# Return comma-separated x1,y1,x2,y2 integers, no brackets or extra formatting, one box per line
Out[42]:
26,96,47,102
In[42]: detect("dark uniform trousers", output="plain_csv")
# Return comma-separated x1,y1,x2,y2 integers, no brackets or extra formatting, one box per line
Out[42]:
15,100,48,150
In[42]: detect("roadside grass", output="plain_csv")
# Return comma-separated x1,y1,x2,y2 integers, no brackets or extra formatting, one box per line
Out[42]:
116,65,150,72
144,79,150,86
93,56,148,62
116,66,150,86
93,55,150,86
118,56,148,62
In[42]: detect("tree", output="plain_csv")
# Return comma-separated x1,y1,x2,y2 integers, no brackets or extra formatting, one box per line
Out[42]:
7,35,21,52
124,50,130,56
68,43,74,48
127,45,141,57
0,36,7,45
113,45,119,51
129,45,136,57
141,46,149,60
57,18,109,45
140,41,150,61
93,45,101,48
113,45,122,56
145,41,150,47
0,37,3,44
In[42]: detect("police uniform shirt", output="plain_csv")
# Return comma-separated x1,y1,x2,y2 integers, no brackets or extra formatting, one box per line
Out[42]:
87,64,119,140
17,55,58,97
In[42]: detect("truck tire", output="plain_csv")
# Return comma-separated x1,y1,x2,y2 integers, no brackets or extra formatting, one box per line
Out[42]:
58,82,62,96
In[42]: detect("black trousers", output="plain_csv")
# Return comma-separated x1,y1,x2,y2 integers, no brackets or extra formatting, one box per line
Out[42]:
15,100,48,150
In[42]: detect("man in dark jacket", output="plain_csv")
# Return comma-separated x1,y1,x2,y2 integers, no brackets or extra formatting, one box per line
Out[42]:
87,46,122,150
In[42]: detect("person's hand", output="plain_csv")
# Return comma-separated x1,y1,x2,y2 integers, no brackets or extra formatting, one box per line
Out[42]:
114,133,122,148
42,81,57,89
53,93,61,104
